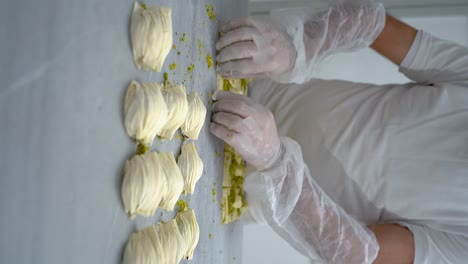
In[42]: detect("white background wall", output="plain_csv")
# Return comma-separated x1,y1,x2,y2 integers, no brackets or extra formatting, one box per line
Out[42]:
243,15,468,264
249,0,468,17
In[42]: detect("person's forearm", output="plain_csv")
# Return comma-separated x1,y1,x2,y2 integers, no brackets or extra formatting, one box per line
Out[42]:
370,15,418,65
245,138,379,263
287,172,379,263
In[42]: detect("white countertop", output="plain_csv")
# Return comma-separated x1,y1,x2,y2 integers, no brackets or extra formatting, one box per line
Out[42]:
0,0,248,263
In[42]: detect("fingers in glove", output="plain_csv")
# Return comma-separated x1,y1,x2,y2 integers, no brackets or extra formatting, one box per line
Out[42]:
212,90,255,103
212,112,255,133
216,27,260,51
221,72,266,80
212,98,254,118
221,16,257,33
216,59,266,78
217,41,257,63
209,122,238,145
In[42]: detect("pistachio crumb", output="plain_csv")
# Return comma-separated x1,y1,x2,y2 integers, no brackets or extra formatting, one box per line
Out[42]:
198,40,203,57
136,143,149,155
187,63,195,73
163,72,169,83
176,200,188,212
206,54,213,69
206,4,216,21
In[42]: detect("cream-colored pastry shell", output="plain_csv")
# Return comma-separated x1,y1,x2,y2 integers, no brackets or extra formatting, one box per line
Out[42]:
122,219,186,264
181,92,206,140
178,142,204,194
159,84,188,139
176,209,200,260
121,152,166,219
124,80,168,147
131,2,172,72
158,152,184,211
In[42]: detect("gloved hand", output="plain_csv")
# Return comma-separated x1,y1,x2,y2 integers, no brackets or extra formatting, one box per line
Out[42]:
209,90,281,171
216,0,385,84
216,17,297,79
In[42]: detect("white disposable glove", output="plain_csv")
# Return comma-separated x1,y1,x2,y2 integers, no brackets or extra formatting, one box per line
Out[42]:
209,91,281,171
244,137,379,263
216,0,385,84
216,17,297,80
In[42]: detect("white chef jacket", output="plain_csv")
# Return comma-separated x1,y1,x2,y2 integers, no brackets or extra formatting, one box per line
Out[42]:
249,31,468,263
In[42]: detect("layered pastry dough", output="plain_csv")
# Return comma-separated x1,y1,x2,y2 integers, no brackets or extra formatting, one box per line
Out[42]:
157,219,186,264
122,219,186,264
131,2,173,72
158,152,185,211
121,225,158,264
124,80,168,148
159,84,188,140
121,152,165,219
175,209,200,260
121,151,184,218
181,92,206,140
178,142,204,194
122,210,200,264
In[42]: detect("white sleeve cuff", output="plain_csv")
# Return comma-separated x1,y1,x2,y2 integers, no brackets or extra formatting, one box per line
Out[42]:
393,221,468,264
400,30,423,68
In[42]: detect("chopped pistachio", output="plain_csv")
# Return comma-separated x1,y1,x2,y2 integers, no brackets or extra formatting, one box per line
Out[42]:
206,4,216,21
198,40,203,57
187,63,195,73
176,199,188,212
206,54,213,69
218,75,250,224
163,72,169,82
136,143,149,155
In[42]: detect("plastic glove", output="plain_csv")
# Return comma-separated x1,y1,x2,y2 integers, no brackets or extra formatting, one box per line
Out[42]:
216,17,297,79
216,0,385,84
244,137,379,263
209,91,281,171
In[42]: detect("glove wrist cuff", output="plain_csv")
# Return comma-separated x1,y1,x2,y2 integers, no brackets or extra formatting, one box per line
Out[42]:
259,140,284,172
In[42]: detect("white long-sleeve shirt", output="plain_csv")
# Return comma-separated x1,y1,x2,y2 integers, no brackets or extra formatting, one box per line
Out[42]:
249,31,468,263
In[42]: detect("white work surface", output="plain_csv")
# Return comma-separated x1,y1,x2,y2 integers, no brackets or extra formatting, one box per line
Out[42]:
0,0,247,263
